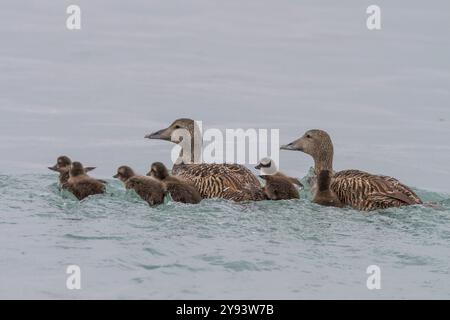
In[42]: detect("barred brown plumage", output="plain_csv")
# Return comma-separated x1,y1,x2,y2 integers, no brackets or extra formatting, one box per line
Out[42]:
281,129,422,211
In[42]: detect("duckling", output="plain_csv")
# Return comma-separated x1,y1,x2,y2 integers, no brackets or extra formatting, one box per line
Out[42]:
145,118,265,201
259,175,300,200
114,165,166,206
63,162,105,200
147,162,202,204
281,129,423,211
312,170,343,208
48,155,96,185
255,157,303,188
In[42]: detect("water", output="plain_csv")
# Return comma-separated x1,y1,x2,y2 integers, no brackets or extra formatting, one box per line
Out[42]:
0,174,449,299
1,0,450,298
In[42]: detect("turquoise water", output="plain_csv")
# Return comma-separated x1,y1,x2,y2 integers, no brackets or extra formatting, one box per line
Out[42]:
0,173,449,299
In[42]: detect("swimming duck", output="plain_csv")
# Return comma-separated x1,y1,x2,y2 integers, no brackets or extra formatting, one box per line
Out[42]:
48,155,96,185
145,118,265,201
255,157,303,188
259,174,300,200
312,170,343,208
63,162,106,200
281,129,423,211
113,165,166,206
147,162,202,204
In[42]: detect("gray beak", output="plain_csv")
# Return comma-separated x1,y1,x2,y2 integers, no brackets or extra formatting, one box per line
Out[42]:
280,143,297,151
145,128,169,140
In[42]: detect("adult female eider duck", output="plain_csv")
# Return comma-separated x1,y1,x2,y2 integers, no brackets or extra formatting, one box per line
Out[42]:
281,129,423,211
63,162,106,200
114,165,166,206
48,155,96,186
145,118,265,201
147,162,202,204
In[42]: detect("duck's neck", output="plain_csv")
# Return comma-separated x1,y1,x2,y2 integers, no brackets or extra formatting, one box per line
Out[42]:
313,148,334,176
176,129,203,165
314,158,333,175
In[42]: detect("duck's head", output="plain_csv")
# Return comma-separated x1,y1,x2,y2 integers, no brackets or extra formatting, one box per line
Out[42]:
144,118,196,144
48,155,71,172
113,166,135,182
255,157,271,170
255,157,278,175
70,161,86,177
281,129,333,159
146,162,169,180
49,156,96,173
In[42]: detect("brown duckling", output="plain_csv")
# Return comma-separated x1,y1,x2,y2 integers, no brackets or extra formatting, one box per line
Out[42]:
114,165,166,206
147,162,202,204
255,157,303,188
48,155,96,185
259,175,300,200
63,162,105,200
312,170,343,208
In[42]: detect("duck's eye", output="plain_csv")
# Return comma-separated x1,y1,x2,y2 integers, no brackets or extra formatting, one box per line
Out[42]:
306,134,311,139
174,125,181,129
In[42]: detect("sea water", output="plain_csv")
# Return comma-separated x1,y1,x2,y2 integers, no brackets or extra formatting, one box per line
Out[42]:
0,174,449,299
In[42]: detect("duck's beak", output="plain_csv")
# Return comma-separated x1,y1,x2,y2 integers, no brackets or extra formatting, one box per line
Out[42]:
144,127,171,140
254,163,262,169
84,166,96,172
113,173,119,179
280,144,296,151
280,137,303,151
48,164,58,171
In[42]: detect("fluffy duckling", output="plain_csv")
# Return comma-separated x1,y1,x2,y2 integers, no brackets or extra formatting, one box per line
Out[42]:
281,129,422,211
255,157,303,188
312,170,343,208
259,175,300,200
48,155,96,185
63,162,106,200
114,165,166,206
147,162,202,204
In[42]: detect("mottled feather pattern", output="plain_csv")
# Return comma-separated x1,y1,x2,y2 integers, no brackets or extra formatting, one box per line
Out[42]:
172,163,265,201
331,170,422,211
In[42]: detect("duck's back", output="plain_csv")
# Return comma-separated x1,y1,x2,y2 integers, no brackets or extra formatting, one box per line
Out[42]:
172,163,265,201
331,169,422,211
164,176,202,204
125,176,166,205
263,176,300,200
65,176,105,200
